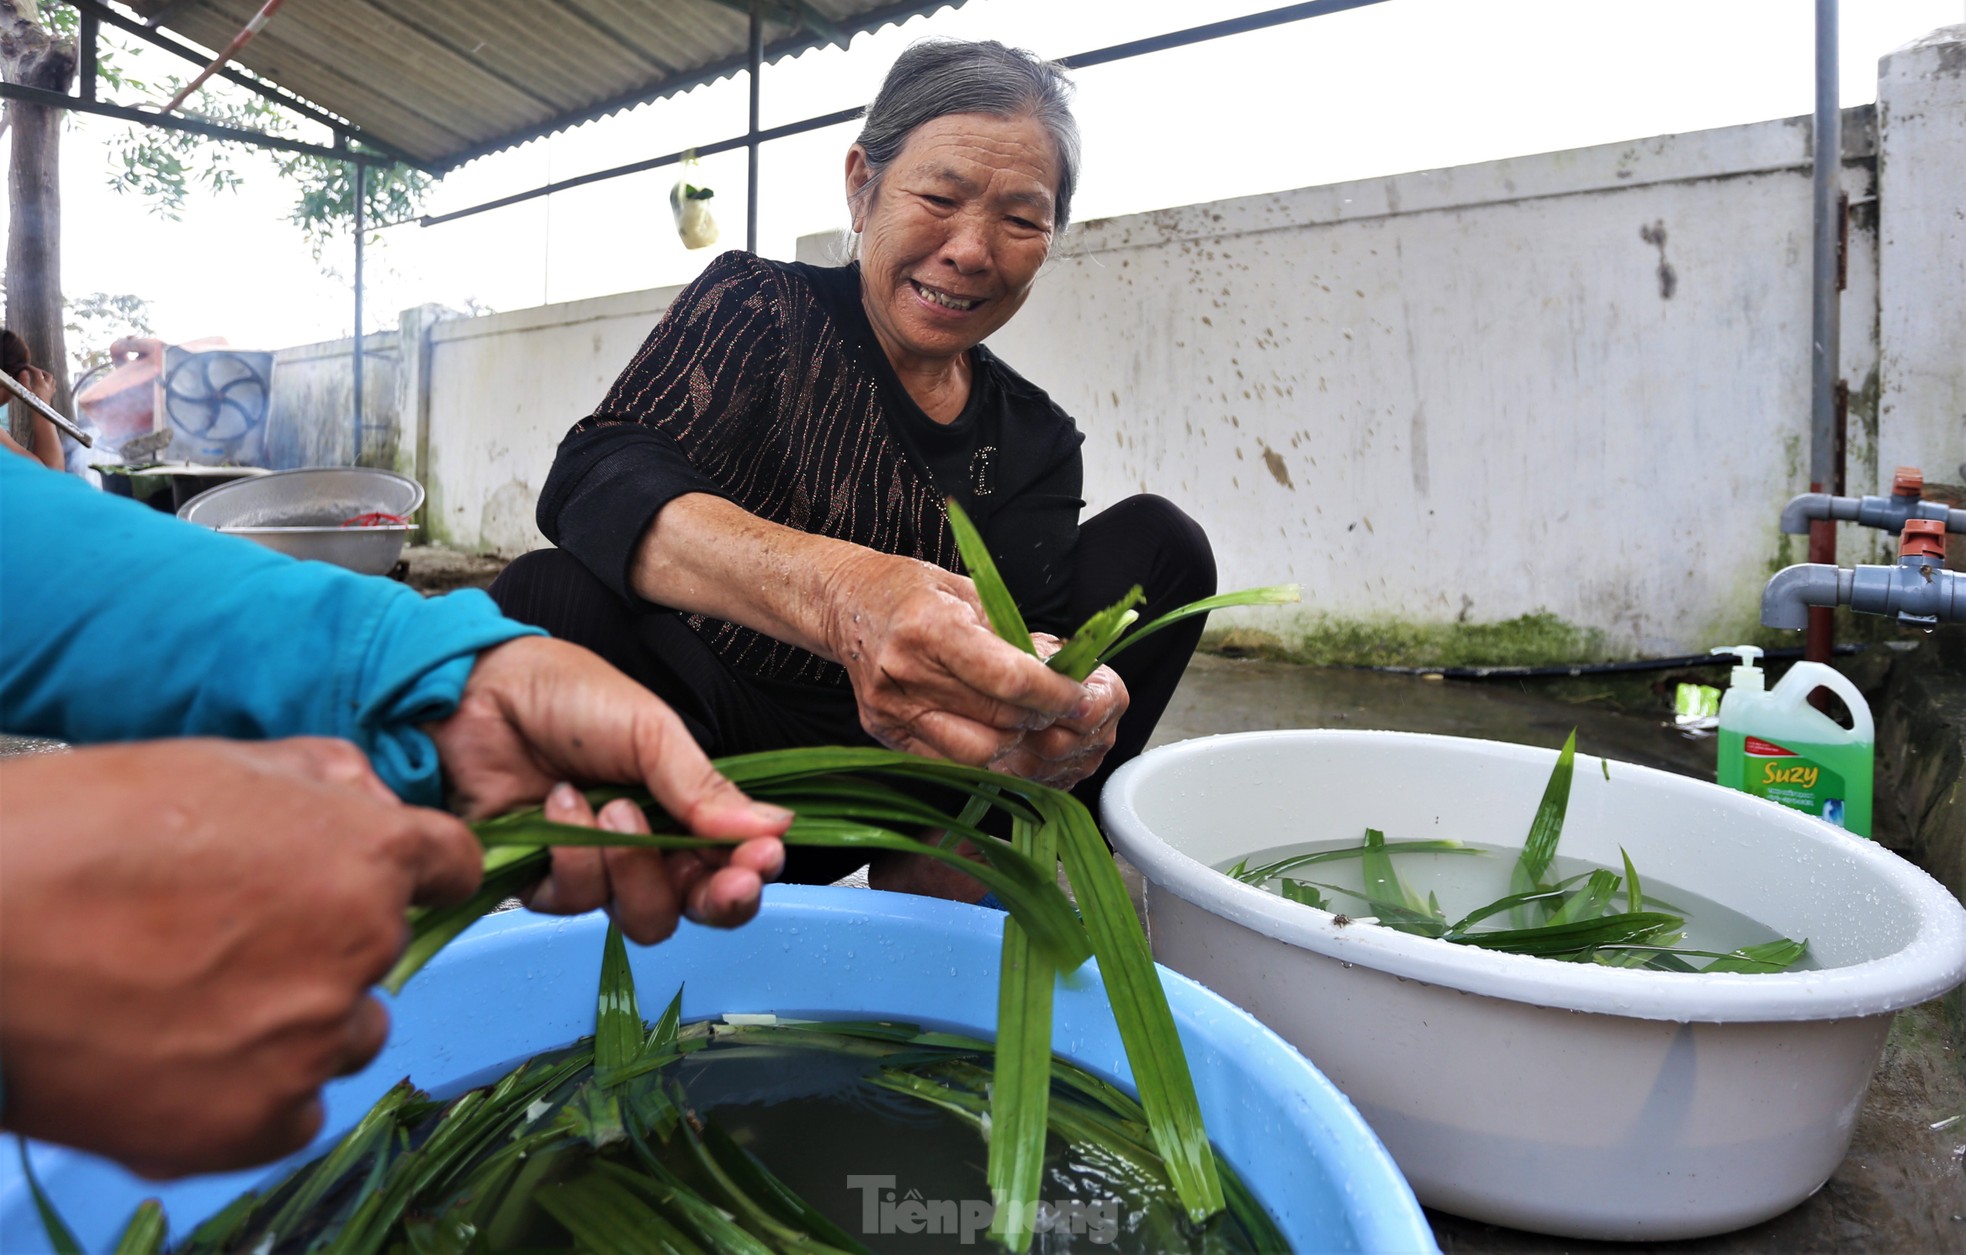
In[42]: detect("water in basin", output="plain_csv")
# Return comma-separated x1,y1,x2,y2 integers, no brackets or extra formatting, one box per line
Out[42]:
1220,839,1816,967
221,1022,1281,1254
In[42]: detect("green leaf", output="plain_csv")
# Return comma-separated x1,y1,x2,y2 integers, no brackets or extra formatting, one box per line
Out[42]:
171,1189,260,1253
944,498,1035,653
1509,729,1578,924
1360,828,1436,919
109,1201,166,1255
1054,802,1224,1221
1232,839,1477,886
535,1169,706,1255
1279,879,1327,909
565,1081,627,1149
597,923,643,1077
1443,884,1575,936
403,1209,481,1255
988,816,1059,1252
1096,584,1300,667
1621,847,1643,916
669,1099,853,1252
266,1077,420,1236
16,1138,83,1255
384,846,547,993
699,1121,873,1253
1047,588,1143,681
649,986,684,1052
1700,937,1810,973
1546,869,1621,926
389,753,1101,994
1453,911,1685,957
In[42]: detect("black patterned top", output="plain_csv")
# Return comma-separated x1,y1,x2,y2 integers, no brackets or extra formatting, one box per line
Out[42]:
536,250,1086,691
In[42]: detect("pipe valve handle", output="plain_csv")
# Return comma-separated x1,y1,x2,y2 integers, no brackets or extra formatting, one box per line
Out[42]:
1901,519,1946,561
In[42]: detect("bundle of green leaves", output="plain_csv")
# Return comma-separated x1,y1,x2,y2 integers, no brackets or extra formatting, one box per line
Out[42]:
22,923,1287,1252
1225,732,1808,973
19,502,1299,1253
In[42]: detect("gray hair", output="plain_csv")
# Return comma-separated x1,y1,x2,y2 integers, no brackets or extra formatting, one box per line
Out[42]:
849,38,1081,234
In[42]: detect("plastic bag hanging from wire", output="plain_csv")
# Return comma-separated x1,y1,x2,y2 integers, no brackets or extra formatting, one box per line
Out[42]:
670,150,720,250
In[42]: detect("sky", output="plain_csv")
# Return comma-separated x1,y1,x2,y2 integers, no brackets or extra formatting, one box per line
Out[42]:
6,0,1962,359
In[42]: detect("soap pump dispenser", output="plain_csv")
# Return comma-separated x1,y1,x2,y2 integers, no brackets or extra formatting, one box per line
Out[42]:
1710,645,1874,836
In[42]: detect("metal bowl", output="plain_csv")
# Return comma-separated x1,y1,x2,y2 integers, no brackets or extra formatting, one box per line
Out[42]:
177,467,424,575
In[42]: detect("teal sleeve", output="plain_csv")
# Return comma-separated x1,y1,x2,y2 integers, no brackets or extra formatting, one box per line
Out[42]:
0,458,543,805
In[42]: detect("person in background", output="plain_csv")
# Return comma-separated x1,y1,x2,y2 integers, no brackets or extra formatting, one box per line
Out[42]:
494,40,1215,899
0,455,790,1178
0,329,65,470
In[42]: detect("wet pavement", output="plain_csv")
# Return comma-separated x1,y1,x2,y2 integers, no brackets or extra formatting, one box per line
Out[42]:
1151,654,1966,1255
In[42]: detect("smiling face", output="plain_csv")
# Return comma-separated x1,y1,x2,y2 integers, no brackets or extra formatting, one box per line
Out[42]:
847,111,1060,379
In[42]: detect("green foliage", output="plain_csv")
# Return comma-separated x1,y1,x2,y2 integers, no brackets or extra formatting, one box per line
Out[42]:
40,5,142,97
98,73,431,262
1209,610,1610,669
1231,733,1810,974
64,292,154,374
944,497,1299,681
26,925,1282,1252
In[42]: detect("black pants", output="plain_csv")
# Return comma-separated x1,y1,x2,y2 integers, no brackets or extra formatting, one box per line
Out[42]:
489,494,1215,881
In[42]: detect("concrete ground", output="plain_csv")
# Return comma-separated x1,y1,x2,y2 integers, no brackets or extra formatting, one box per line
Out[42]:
1152,654,1966,1255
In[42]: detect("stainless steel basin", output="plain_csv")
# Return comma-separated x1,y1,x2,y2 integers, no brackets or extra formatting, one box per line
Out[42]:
177,467,423,575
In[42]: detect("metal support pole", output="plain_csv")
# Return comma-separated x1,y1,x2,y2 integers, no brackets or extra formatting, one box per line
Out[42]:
353,159,367,467
0,369,91,446
1805,0,1841,665
80,12,99,103
747,0,762,254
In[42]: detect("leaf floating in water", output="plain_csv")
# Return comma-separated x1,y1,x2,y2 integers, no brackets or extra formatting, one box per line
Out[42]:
1280,879,1327,909
76,925,1286,1252
1699,937,1811,973
1229,731,1806,974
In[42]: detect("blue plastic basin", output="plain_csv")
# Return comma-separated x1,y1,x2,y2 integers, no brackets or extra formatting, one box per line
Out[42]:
1,886,1434,1252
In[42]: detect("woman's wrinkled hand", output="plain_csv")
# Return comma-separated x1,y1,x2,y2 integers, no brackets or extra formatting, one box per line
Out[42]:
994,637,1128,788
820,551,1121,787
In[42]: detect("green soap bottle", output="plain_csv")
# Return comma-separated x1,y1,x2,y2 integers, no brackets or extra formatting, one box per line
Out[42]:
1711,646,1874,837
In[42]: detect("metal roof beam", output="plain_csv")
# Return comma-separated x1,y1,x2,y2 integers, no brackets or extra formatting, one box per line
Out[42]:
697,0,847,46
411,0,1395,229
60,0,433,170
435,0,941,171
411,102,864,228
0,78,381,163
1059,0,1389,71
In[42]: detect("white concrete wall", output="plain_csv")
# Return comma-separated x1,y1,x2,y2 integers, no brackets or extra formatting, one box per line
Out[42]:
416,286,682,552
287,25,1964,659
1876,26,1966,506
984,113,1887,655
267,331,399,470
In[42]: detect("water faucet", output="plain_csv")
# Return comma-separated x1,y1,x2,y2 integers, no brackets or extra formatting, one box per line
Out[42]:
1778,466,1966,536
1763,520,1965,629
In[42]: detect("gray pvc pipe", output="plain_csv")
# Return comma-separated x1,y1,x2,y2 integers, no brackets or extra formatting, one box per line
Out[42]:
1779,492,1857,533
1778,493,1966,536
1762,563,1853,629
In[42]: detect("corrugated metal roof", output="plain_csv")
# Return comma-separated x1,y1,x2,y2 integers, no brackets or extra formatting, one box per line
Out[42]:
122,0,969,170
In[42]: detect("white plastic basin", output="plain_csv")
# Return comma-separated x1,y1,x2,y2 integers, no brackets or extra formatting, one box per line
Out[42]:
1102,730,1966,1241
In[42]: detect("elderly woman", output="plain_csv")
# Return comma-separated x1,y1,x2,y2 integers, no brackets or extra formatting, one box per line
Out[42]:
493,39,1213,894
